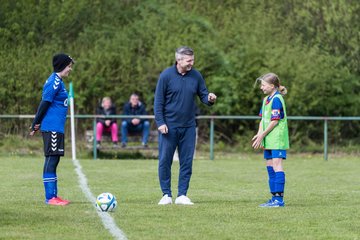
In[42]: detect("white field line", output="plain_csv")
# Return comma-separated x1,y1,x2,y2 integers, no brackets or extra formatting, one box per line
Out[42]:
72,158,127,240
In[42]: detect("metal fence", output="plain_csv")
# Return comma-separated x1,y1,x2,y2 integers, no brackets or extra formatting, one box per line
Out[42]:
1,114,360,160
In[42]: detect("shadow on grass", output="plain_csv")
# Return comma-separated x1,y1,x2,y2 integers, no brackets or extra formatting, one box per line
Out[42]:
88,149,158,160
196,199,252,204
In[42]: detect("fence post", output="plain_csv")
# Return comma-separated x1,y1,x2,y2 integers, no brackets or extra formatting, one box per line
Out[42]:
93,119,97,160
210,118,214,160
324,119,328,161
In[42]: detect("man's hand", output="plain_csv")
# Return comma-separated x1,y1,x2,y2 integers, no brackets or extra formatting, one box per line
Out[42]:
29,124,40,136
208,93,217,103
158,124,168,134
131,118,140,125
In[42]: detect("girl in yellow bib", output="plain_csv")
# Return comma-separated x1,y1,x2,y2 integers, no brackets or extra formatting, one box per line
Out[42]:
252,73,289,207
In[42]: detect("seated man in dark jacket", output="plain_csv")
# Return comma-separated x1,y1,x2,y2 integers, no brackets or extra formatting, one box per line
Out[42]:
121,93,150,147
96,97,118,148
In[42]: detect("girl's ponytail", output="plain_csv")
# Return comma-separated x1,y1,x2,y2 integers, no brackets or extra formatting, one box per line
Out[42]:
279,85,287,96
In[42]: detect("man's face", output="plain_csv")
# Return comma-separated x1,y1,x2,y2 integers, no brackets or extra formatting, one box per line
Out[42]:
130,95,139,107
177,55,194,72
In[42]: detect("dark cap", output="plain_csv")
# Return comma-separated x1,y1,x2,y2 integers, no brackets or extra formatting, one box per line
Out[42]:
52,53,74,72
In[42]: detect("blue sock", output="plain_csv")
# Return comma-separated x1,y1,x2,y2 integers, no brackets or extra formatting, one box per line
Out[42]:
274,171,285,202
43,173,57,200
54,179,58,197
266,166,276,200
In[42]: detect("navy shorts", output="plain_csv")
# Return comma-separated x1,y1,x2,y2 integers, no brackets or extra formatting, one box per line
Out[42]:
42,131,65,156
264,149,286,160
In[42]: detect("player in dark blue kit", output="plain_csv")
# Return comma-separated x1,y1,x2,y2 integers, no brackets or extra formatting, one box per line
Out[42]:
154,46,217,205
30,53,74,206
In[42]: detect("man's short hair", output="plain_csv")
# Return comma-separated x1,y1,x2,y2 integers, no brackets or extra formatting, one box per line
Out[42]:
175,46,194,60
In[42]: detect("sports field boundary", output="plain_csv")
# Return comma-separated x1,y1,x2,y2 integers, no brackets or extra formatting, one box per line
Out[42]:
2,114,360,160
72,157,127,240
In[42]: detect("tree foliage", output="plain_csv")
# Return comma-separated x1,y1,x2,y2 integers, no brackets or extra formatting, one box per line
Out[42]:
1,0,359,144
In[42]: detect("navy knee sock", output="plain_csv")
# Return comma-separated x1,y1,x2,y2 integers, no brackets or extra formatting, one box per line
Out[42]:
43,156,60,200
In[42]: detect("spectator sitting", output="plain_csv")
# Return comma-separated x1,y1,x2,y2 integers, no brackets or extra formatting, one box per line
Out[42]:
96,97,118,148
121,93,150,148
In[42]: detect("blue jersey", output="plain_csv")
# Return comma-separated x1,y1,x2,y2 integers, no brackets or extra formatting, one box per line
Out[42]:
259,91,284,120
154,65,212,128
40,73,68,133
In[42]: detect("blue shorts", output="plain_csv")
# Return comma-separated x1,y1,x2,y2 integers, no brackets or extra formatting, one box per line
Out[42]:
264,150,287,160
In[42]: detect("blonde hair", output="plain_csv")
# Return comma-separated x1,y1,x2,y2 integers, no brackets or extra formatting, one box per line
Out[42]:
101,97,112,108
256,73,287,96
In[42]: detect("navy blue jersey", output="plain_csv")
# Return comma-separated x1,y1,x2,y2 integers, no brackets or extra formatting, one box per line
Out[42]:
40,73,68,133
154,65,212,128
259,92,284,120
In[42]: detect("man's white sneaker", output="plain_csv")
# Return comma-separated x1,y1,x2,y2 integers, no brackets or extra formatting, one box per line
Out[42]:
175,195,194,205
158,194,172,205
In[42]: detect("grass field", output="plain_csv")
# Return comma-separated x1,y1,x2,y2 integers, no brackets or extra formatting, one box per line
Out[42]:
1,153,360,239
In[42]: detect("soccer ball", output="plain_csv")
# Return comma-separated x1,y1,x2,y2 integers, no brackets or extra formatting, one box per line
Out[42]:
95,192,117,212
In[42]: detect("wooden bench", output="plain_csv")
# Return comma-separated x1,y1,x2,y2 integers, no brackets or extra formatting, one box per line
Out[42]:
85,129,158,159
85,126,198,160
85,129,158,148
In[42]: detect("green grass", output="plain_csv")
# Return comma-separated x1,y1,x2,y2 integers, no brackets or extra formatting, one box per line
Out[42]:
1,153,360,239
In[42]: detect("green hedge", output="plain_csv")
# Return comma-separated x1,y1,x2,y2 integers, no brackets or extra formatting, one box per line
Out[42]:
1,0,359,145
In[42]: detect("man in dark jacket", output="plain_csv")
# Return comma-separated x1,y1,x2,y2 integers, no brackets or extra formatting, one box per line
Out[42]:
121,93,150,147
154,46,217,205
